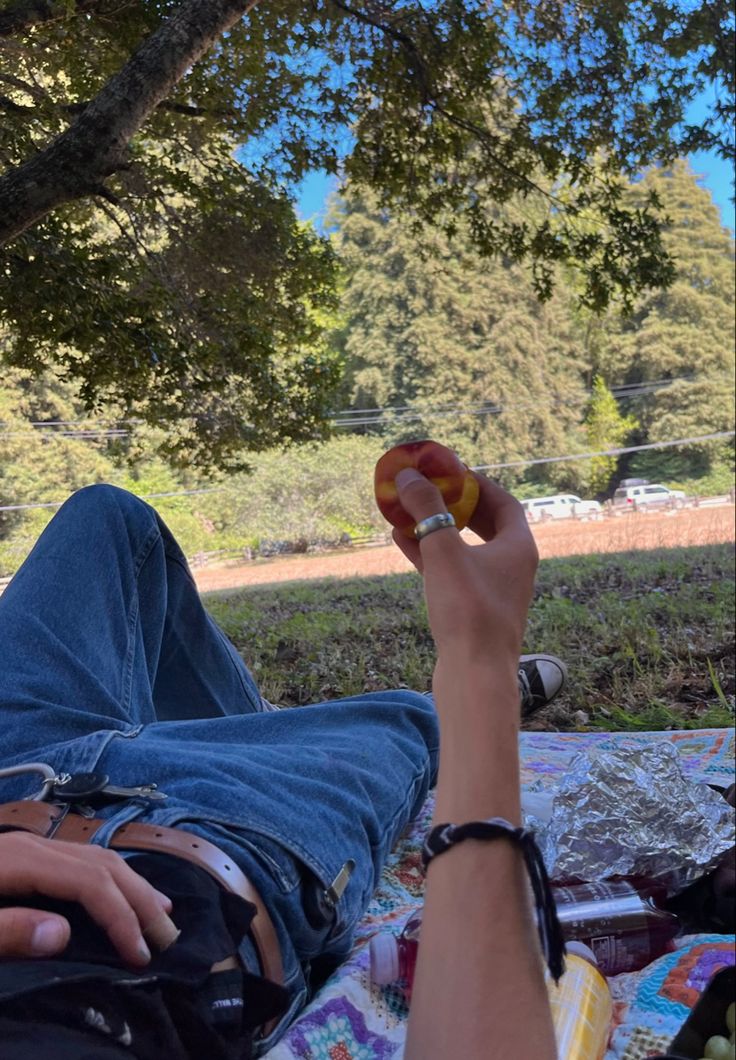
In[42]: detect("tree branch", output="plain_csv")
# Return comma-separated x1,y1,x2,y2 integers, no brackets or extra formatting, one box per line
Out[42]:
0,72,48,98
0,94,34,113
62,98,239,117
329,0,564,206
0,92,238,118
0,0,100,37
91,182,122,205
0,0,259,245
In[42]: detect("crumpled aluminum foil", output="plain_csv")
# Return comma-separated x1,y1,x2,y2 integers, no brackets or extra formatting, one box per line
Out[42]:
524,743,735,895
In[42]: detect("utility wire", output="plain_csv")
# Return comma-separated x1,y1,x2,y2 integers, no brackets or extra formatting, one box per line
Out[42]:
0,430,130,440
1,432,732,514
0,375,701,439
0,376,691,426
471,431,736,471
330,377,695,418
330,380,696,428
0,487,223,514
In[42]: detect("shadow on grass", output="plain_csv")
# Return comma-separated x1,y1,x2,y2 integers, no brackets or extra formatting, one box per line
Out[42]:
204,543,735,732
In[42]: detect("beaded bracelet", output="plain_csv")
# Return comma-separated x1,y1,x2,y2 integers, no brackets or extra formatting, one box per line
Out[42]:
421,816,566,982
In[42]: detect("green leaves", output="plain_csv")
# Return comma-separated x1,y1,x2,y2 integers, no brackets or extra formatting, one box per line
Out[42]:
2,160,341,468
584,376,637,494
334,162,733,495
333,185,589,482
0,0,732,466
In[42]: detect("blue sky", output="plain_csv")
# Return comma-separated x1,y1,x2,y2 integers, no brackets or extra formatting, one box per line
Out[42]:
687,151,734,230
296,158,734,232
683,89,735,231
295,89,735,233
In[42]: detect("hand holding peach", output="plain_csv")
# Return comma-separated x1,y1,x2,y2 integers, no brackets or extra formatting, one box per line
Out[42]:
374,440,480,538
379,445,538,666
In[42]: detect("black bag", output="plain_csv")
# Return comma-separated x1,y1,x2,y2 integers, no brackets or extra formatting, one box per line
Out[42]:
649,966,735,1060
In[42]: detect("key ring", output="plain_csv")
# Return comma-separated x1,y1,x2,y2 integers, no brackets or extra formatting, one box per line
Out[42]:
0,762,63,801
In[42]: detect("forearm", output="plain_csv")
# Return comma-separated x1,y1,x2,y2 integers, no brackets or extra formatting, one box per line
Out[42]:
431,656,522,823
405,659,557,1060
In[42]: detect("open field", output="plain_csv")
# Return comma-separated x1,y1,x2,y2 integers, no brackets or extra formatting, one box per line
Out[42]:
195,504,735,594
204,541,735,733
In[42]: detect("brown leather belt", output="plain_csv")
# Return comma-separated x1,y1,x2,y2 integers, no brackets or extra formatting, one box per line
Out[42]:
0,800,284,1035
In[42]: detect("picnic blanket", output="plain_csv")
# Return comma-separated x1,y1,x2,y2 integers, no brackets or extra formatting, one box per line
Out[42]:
265,729,735,1060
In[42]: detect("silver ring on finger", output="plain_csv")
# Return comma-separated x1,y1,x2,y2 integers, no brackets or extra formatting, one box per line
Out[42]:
414,512,456,540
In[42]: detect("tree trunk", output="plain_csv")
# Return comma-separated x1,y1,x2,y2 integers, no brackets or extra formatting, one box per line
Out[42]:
0,0,258,245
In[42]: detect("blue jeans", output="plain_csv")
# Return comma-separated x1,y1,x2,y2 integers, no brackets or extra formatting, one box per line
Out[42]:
0,485,439,1053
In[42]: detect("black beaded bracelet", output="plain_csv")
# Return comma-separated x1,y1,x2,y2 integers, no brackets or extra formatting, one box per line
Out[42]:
421,816,566,983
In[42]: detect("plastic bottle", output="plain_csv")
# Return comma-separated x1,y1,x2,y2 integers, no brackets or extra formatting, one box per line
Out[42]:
552,880,680,975
369,879,680,992
547,942,613,1060
370,911,421,1000
370,928,612,1058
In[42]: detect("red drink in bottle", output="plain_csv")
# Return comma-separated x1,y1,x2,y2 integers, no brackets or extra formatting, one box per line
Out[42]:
552,880,680,975
370,913,421,1000
369,880,680,993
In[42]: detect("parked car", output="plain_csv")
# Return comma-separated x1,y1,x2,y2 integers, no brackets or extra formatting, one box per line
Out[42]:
522,494,603,522
612,482,687,511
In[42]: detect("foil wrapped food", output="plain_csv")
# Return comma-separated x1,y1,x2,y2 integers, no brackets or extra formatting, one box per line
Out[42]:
523,743,735,894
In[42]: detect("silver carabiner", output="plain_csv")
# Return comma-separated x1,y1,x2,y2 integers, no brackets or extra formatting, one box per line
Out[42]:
0,762,60,801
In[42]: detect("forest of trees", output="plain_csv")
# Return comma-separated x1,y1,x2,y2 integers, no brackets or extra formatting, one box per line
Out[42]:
334,160,734,491
1,159,734,575
2,0,733,470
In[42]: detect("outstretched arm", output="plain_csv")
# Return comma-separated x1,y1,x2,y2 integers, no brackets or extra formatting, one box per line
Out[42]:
395,468,557,1060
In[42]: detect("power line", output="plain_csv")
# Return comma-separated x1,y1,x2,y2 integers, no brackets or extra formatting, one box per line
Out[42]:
0,376,692,426
0,418,142,429
329,378,700,429
0,487,223,514
1,432,732,513
0,375,701,439
0,419,132,426
0,430,130,440
330,376,694,418
471,431,736,471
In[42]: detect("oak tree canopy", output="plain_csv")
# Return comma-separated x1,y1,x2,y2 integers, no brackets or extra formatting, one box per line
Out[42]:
0,0,732,465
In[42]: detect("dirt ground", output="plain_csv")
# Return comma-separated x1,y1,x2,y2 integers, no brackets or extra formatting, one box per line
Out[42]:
195,503,735,594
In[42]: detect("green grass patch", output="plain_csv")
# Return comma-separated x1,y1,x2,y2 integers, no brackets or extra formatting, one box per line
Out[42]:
204,543,735,731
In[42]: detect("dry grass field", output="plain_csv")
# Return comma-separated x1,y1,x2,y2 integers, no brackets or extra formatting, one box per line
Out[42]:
194,504,735,593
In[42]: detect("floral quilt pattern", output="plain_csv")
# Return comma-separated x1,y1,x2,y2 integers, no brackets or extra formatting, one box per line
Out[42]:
265,729,735,1060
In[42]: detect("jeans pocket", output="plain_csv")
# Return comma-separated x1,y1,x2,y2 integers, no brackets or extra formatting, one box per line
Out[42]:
151,809,370,962
221,823,366,959
225,826,359,951
209,824,303,895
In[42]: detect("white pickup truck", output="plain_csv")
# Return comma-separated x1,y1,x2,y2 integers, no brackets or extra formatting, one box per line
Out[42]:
612,482,687,510
522,494,603,522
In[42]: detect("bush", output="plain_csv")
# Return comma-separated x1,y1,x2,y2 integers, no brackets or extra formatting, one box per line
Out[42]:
0,435,390,575
214,436,386,545
667,461,735,498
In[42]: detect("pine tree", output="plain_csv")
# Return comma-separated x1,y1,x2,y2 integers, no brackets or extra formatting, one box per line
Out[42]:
332,191,589,486
603,160,735,482
584,376,637,495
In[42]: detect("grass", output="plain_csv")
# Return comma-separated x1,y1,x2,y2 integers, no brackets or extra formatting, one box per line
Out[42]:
204,542,735,732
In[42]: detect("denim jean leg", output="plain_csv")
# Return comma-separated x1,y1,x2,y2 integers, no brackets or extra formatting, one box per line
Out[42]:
96,688,439,1053
0,485,263,794
1,485,439,1054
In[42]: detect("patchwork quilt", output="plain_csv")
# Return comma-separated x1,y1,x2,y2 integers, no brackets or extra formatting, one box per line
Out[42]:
265,729,736,1060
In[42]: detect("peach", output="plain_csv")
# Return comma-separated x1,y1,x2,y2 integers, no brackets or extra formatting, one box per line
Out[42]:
374,440,480,538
